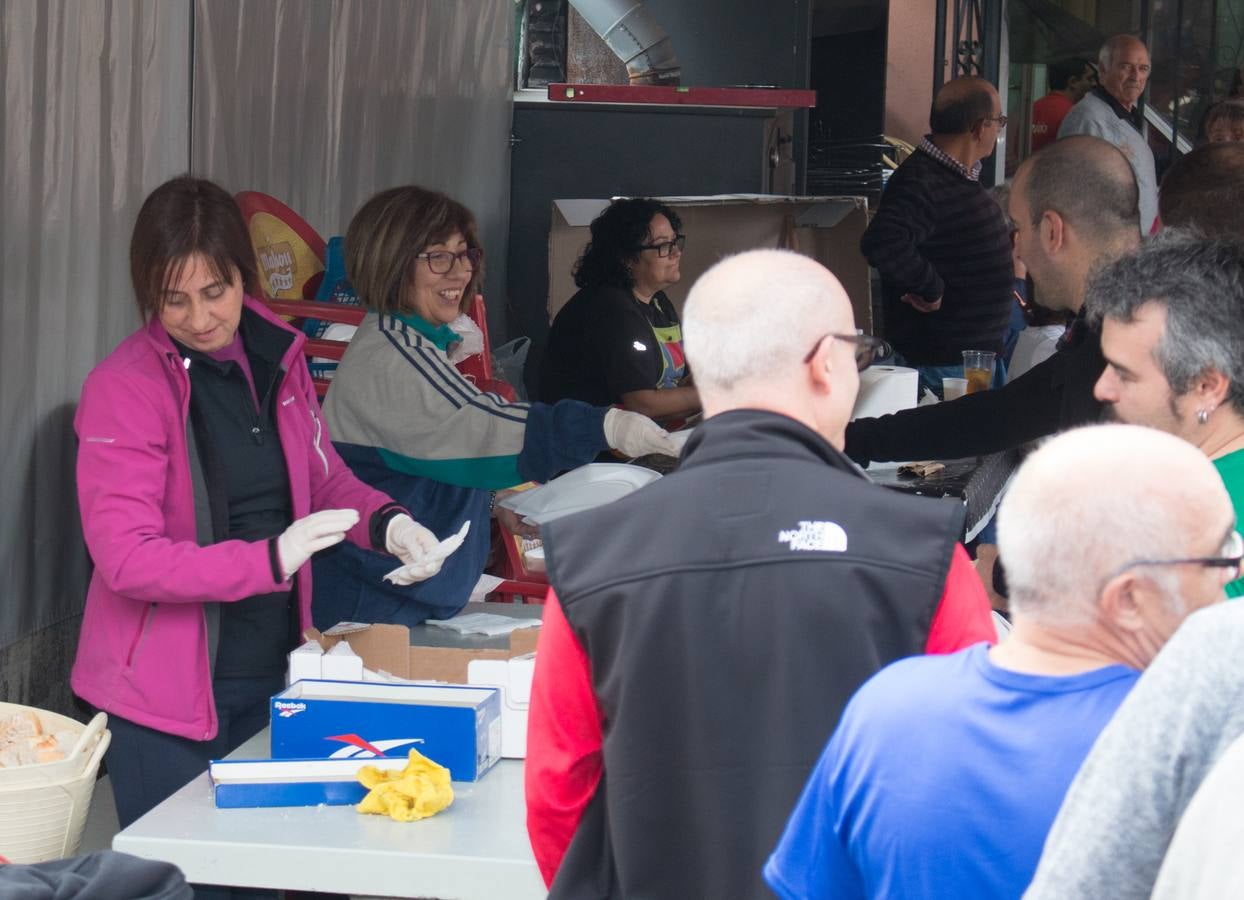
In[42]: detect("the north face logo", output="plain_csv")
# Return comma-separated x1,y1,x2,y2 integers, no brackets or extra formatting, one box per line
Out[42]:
778,521,848,552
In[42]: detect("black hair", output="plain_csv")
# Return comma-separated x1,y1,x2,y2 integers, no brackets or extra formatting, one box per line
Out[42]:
1048,58,1093,91
572,198,683,290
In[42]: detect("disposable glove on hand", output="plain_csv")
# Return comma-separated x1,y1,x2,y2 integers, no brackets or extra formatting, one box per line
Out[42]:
384,514,443,585
603,407,680,458
277,508,360,580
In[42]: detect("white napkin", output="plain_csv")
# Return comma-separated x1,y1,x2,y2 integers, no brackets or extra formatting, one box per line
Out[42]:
383,520,471,584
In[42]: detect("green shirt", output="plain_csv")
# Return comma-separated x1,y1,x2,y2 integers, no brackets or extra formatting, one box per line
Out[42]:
1214,448,1244,599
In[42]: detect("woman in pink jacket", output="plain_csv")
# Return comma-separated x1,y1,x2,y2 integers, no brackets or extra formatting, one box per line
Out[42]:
71,176,442,838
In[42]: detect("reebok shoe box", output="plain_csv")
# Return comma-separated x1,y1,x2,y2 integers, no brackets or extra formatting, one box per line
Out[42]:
270,679,501,782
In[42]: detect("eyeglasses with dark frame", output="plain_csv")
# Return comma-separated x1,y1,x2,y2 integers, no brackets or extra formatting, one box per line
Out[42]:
415,247,484,275
802,331,892,371
1104,530,1244,585
981,114,1009,128
637,234,687,258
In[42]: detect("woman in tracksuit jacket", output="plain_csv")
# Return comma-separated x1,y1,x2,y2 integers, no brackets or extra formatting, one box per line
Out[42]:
71,177,442,837
313,185,676,628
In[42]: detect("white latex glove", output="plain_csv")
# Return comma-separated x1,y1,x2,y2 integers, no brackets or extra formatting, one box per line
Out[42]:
384,514,443,585
603,407,680,458
276,508,360,580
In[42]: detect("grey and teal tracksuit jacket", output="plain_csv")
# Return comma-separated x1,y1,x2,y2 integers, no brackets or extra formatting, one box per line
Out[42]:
311,310,609,627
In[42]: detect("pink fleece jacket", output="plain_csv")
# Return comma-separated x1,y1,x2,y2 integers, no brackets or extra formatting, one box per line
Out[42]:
71,297,394,741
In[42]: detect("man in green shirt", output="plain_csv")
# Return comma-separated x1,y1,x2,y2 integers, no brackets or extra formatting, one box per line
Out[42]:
1091,231,1244,597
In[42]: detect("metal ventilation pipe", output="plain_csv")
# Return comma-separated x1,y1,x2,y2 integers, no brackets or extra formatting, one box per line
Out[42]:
568,0,681,85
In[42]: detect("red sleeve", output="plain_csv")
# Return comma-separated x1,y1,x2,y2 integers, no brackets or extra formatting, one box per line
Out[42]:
525,588,603,888
924,544,996,654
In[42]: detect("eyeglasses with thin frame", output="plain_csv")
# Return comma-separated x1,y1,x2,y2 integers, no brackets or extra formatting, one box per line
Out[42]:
1104,529,1244,585
981,114,1009,128
415,247,483,275
802,331,892,371
637,234,686,258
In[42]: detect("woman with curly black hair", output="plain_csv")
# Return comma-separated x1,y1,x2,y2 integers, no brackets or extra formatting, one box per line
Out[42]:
539,198,700,421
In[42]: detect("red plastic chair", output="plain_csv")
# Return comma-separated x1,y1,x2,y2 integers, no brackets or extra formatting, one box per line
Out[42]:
264,295,516,401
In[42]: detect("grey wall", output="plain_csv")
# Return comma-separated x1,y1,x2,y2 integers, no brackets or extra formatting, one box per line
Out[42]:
192,0,515,341
1,0,515,716
1,1,192,717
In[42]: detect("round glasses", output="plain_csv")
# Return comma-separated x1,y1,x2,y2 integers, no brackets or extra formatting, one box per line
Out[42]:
416,247,483,275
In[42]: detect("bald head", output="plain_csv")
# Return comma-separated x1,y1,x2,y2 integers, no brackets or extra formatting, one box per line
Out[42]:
684,250,861,443
998,424,1230,627
1016,135,1140,244
1159,142,1244,238
929,76,998,135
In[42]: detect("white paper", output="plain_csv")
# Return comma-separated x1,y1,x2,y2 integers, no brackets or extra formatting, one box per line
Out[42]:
469,574,506,603
383,520,471,583
426,613,542,637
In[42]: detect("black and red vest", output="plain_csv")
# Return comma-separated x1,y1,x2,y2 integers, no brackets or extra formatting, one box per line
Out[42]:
543,409,965,899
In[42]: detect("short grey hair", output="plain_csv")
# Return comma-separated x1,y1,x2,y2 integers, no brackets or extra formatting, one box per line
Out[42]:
683,249,846,393
1086,228,1244,415
1099,34,1144,71
998,425,1200,625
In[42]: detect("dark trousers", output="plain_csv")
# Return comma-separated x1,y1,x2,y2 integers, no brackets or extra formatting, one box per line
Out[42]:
105,674,284,900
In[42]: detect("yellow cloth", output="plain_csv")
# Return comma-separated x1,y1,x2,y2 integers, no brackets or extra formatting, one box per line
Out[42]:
355,748,454,822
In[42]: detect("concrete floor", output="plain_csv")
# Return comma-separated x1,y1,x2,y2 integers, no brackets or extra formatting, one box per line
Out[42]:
79,773,119,854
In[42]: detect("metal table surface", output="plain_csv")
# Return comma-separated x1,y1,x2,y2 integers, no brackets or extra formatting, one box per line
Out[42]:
112,729,545,898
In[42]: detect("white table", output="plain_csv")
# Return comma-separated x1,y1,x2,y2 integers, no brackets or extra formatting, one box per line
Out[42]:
112,729,546,898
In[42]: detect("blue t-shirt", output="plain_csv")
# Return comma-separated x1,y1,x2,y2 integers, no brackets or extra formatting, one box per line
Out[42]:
764,643,1139,900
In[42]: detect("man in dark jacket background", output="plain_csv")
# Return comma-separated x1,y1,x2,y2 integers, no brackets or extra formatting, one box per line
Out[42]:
860,76,1015,394
525,249,996,899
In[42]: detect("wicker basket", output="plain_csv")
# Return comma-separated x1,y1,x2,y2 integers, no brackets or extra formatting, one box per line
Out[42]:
0,704,110,863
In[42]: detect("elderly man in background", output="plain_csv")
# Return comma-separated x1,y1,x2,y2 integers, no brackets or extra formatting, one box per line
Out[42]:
860,76,1014,395
525,250,995,900
847,135,1139,466
1024,233,1244,900
1059,35,1157,232
765,424,1231,900
1157,140,1244,237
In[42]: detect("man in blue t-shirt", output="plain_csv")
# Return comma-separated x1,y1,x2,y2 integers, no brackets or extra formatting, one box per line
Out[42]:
765,424,1237,900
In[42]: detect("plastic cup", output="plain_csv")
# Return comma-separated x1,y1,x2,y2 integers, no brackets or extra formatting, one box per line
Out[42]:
962,350,996,394
942,377,968,401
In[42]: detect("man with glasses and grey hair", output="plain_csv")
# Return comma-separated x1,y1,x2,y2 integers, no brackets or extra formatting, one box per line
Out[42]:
1024,231,1244,900
525,249,995,900
766,423,1233,900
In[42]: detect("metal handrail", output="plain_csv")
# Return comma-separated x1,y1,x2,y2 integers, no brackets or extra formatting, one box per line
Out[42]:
1144,104,1194,156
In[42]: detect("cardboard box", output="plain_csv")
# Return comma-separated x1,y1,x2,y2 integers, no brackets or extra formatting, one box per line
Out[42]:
467,653,536,759
547,194,873,332
304,606,542,684
270,680,501,782
209,757,411,809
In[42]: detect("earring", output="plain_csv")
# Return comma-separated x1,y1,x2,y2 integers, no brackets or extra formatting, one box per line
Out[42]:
1197,408,1211,425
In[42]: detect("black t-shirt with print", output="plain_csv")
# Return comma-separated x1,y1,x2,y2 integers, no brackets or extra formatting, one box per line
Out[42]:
539,283,683,407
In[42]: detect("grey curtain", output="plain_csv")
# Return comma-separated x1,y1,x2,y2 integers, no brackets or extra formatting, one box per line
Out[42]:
2,0,514,712
0,1,191,708
192,0,515,339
